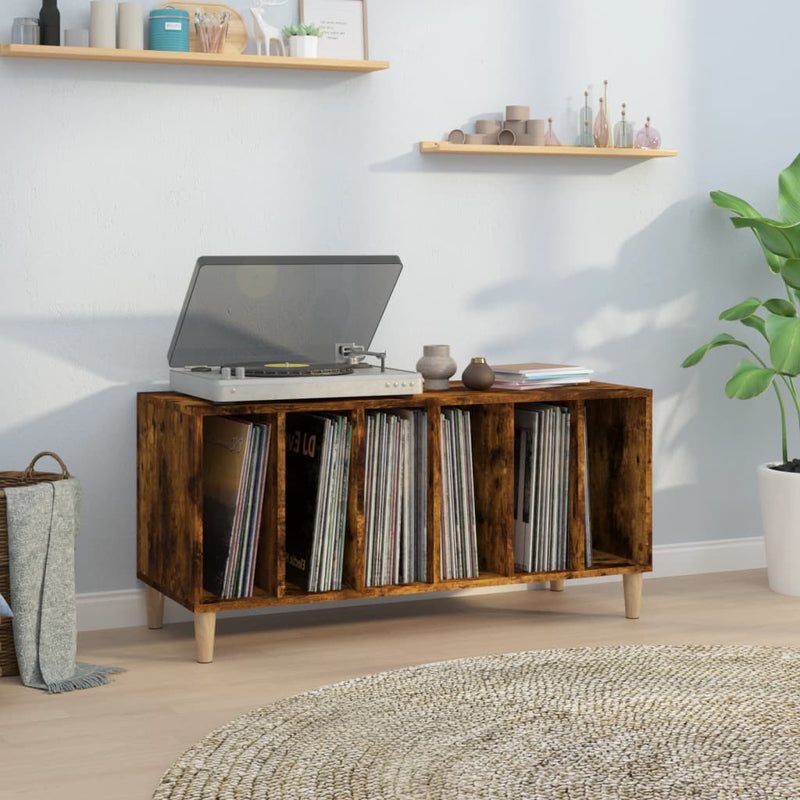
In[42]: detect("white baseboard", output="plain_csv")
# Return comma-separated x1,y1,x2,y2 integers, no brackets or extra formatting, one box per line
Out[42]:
76,537,767,632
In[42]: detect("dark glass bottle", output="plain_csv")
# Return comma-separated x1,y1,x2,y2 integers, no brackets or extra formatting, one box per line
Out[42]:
39,0,60,46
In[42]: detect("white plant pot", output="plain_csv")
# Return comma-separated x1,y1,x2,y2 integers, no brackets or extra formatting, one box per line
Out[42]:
756,462,800,596
289,36,318,58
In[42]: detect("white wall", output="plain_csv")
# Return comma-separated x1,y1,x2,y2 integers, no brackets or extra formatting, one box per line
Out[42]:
0,0,794,595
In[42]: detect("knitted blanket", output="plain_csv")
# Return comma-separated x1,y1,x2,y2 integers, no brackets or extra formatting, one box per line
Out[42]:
5,479,123,693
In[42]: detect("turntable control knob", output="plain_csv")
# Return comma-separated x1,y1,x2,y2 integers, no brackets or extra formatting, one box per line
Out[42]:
221,367,232,379
235,367,246,379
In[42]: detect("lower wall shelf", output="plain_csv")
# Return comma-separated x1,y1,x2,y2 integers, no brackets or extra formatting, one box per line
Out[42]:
419,140,678,158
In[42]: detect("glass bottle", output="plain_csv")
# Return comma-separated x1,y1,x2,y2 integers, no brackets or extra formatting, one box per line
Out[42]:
593,97,609,147
39,0,59,46
614,103,634,147
634,116,662,149
578,91,594,146
544,117,561,146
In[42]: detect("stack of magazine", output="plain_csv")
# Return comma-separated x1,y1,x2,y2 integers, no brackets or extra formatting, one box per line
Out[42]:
513,404,571,573
285,412,353,593
491,362,593,389
202,417,272,599
440,407,479,580
364,409,428,587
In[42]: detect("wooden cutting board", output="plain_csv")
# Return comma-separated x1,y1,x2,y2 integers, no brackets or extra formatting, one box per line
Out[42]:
155,2,249,54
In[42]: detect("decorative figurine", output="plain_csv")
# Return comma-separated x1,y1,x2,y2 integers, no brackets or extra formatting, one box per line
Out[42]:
251,0,287,56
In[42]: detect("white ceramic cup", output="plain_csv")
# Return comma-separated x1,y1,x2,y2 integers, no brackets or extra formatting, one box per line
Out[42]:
90,0,117,49
118,2,143,50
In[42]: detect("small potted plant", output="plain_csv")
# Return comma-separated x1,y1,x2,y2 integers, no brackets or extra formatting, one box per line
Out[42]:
281,22,322,58
682,153,800,596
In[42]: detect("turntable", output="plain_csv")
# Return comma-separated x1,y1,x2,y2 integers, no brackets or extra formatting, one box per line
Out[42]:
168,255,423,403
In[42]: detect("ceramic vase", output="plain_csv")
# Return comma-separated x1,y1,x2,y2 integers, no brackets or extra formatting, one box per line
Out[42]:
289,35,318,57
416,344,457,391
461,357,495,390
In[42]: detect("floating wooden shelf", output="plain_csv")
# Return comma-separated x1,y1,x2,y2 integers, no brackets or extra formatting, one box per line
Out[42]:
419,141,677,158
0,43,389,72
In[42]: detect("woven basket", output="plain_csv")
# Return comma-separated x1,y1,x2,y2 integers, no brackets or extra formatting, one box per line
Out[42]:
0,451,71,677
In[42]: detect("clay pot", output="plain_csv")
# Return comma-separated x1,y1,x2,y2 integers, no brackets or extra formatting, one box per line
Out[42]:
461,357,495,390
416,344,457,391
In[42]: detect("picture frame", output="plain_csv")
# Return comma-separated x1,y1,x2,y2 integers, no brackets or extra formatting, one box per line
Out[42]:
300,0,369,60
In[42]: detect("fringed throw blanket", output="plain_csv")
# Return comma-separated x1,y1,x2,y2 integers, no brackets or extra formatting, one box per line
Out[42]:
5,479,123,693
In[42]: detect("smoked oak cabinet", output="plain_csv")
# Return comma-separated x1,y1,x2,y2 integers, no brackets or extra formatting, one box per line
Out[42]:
137,382,652,662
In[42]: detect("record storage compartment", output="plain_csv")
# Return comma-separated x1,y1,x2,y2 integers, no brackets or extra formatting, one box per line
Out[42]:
137,382,652,662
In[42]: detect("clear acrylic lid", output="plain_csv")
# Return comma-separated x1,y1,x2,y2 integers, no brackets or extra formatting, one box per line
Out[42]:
167,255,403,367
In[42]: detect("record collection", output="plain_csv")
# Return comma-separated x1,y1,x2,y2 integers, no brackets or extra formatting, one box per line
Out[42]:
285,412,353,593
364,409,428,586
202,416,272,599
513,404,571,573
440,408,479,580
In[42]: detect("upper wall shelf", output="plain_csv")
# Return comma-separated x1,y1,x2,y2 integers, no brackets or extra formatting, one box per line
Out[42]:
0,43,389,72
419,141,678,158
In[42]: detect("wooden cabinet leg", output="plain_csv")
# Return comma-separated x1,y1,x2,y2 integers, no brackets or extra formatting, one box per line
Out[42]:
623,572,643,619
549,579,565,592
194,612,216,663
146,586,164,629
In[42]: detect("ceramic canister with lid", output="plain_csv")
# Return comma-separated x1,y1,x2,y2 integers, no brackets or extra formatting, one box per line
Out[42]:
149,8,189,51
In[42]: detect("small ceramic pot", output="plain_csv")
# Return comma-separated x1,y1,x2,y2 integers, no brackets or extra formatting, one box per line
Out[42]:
461,357,495,390
497,128,516,145
505,104,530,121
476,119,501,134
416,344,457,391
289,35,318,57
502,119,526,136
526,119,545,137
448,129,466,144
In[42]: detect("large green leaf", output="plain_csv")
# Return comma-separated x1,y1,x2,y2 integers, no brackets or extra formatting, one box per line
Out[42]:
725,359,777,398
778,153,800,223
766,314,800,374
731,217,800,259
710,191,785,272
781,258,800,289
719,297,762,320
740,315,767,338
710,190,762,218
763,298,797,317
681,333,748,368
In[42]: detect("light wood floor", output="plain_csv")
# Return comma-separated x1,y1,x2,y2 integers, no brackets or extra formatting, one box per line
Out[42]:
2,569,799,800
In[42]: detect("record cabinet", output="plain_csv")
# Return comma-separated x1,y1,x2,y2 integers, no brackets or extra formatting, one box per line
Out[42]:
137,382,652,662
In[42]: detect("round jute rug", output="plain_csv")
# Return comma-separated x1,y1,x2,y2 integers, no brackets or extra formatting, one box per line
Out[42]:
153,645,800,799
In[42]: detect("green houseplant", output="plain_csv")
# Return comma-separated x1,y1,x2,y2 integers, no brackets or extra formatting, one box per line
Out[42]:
683,154,800,465
281,22,322,38
682,153,800,595
281,22,322,57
